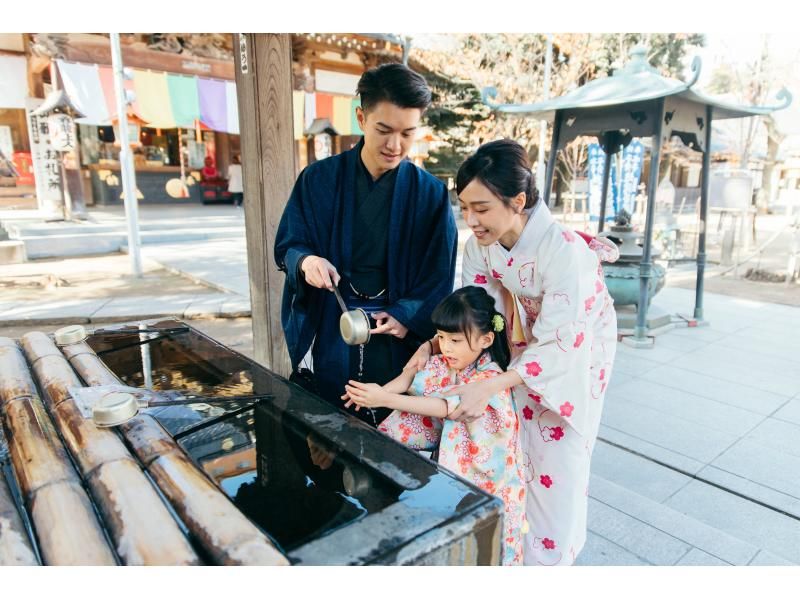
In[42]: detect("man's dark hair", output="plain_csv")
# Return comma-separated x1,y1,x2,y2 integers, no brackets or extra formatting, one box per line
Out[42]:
356,63,431,113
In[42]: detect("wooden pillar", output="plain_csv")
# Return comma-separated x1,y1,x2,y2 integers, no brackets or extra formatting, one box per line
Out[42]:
234,34,294,376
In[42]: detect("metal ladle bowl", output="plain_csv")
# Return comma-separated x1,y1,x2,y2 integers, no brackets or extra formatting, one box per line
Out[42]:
333,285,370,346
91,391,272,427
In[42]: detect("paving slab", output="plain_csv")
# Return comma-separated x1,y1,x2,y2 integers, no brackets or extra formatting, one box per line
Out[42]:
664,480,800,564
607,378,766,438
591,441,692,503
590,475,759,565
575,532,650,566
641,365,791,416
676,548,729,566
586,498,692,565
601,395,740,464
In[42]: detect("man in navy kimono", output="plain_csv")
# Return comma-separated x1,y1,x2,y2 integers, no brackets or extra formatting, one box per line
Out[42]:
275,63,457,426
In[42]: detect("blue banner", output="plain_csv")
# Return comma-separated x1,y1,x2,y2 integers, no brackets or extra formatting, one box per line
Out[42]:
617,140,644,216
587,143,617,222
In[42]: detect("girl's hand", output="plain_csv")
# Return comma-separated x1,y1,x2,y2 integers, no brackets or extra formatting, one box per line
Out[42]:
443,378,496,423
404,339,433,372
343,380,390,409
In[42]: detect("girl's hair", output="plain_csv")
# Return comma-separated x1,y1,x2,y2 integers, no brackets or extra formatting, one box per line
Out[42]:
456,139,540,209
430,286,511,370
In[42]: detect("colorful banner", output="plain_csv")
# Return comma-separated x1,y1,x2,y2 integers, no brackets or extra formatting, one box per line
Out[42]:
617,140,644,216
587,143,617,222
350,98,361,135
304,92,316,132
225,81,239,135
166,74,201,128
132,70,176,129
292,91,305,140
198,78,227,133
315,93,334,122
56,60,110,125
96,65,143,122
332,96,352,135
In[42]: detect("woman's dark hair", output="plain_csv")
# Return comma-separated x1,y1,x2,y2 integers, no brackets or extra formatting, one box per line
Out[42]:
430,286,510,370
456,139,540,209
356,63,432,113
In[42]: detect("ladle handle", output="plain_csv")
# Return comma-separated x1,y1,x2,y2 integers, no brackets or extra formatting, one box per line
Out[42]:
332,285,349,314
141,394,274,408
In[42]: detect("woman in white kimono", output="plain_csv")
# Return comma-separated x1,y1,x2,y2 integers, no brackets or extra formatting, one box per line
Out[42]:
410,140,619,565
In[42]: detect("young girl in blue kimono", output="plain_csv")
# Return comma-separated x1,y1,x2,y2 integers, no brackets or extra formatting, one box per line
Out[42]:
343,286,526,565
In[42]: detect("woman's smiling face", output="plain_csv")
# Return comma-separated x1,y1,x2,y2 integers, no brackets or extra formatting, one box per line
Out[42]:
458,179,526,247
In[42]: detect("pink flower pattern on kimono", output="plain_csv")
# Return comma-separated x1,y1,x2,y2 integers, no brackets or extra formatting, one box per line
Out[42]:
474,274,487,284
378,354,525,566
519,294,543,324
517,262,536,288
525,361,543,377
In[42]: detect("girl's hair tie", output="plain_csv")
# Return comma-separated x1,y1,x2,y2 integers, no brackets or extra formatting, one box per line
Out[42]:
492,314,504,333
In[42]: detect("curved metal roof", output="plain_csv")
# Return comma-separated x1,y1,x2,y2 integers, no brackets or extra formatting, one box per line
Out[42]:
483,46,791,122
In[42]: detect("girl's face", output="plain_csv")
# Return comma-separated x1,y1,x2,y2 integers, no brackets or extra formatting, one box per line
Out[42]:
459,179,526,247
437,328,493,371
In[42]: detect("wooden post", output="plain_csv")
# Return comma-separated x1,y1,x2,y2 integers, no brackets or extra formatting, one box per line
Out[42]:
234,34,294,377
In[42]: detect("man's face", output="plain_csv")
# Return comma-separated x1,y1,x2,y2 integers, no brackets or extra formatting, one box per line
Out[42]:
356,101,422,176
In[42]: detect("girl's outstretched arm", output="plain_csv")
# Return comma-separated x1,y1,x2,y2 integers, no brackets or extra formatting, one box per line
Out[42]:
343,380,448,418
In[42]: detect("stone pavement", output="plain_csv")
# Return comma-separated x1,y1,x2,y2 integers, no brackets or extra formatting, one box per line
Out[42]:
578,287,800,566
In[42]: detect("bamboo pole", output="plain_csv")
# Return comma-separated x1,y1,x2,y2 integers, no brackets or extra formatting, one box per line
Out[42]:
61,340,289,566
19,332,200,565
0,338,116,566
0,459,39,565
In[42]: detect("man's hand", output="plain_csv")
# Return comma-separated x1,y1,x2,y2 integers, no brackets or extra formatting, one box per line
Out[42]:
300,255,340,290
370,312,408,339
342,380,391,409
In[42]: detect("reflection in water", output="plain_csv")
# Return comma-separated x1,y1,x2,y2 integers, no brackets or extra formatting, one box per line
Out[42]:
87,320,491,556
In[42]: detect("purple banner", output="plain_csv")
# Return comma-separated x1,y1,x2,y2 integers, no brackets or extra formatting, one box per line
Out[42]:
198,78,227,132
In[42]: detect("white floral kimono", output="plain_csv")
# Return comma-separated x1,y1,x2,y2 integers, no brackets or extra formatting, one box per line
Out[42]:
462,200,619,566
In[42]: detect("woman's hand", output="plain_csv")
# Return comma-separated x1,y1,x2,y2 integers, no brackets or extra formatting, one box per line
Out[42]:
443,377,497,423
404,339,434,372
342,380,391,409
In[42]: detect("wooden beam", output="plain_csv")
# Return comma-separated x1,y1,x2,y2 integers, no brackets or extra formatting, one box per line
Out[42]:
234,34,294,377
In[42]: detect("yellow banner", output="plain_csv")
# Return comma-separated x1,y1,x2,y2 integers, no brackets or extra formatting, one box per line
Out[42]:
332,96,353,136
293,91,305,140
132,70,176,128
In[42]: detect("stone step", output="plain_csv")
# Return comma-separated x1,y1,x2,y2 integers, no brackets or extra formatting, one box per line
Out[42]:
577,473,796,566
4,218,242,238
17,227,243,259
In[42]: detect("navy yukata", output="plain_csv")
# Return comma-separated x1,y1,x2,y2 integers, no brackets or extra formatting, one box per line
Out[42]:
274,141,457,424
